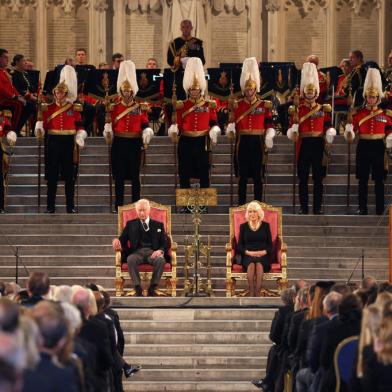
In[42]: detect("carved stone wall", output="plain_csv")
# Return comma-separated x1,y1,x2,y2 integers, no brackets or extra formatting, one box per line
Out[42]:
0,5,36,62
0,0,390,74
47,4,89,68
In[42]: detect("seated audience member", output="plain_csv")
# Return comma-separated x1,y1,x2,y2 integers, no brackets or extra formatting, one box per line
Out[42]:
98,62,110,70
318,293,362,392
112,199,167,297
146,57,158,69
252,288,295,390
72,287,113,391
21,272,50,307
362,276,378,290
22,301,78,392
236,202,272,297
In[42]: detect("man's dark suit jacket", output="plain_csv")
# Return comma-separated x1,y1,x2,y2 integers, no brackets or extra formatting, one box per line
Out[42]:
22,353,78,392
119,218,168,263
269,304,294,345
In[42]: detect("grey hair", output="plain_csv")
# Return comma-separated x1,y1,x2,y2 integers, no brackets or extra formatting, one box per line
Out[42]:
323,291,342,314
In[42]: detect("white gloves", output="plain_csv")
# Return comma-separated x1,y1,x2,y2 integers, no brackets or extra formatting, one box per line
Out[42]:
325,128,337,144
386,134,392,149
344,123,355,142
168,124,179,142
34,121,44,138
287,124,299,141
226,122,236,138
265,128,276,149
103,123,113,140
209,125,221,145
6,131,17,146
142,127,154,145
76,129,87,148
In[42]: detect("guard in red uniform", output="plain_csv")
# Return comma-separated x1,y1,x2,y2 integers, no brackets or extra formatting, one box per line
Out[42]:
287,62,337,214
226,57,276,205
0,48,24,132
0,110,17,213
168,57,220,190
35,65,87,213
344,68,392,215
104,60,154,210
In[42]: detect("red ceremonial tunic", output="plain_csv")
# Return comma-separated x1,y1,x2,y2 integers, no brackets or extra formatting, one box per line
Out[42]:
353,107,392,139
233,99,273,135
317,71,328,103
334,74,349,106
0,111,12,136
43,102,83,135
0,68,19,102
111,101,149,137
176,98,217,136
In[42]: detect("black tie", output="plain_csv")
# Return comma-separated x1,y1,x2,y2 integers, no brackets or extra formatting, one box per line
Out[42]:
141,220,149,231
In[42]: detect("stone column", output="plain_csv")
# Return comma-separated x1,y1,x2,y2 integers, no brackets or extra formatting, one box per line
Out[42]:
325,0,337,66
248,0,263,60
88,0,108,66
112,0,127,56
267,9,285,61
377,0,386,66
36,1,48,74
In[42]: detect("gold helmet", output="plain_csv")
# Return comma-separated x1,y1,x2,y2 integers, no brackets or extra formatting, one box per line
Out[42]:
240,58,260,93
300,62,319,99
53,81,68,95
120,79,133,93
183,57,206,95
363,68,383,103
117,60,138,95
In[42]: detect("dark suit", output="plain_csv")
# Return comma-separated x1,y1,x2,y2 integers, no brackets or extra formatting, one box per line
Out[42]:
319,318,360,392
22,353,78,392
78,316,114,392
119,218,167,288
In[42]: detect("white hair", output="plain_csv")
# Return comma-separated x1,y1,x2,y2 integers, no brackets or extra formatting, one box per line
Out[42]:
245,201,265,221
53,285,73,303
61,302,82,334
136,199,150,209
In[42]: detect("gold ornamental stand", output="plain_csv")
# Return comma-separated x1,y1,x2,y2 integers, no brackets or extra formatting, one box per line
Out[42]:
176,187,217,297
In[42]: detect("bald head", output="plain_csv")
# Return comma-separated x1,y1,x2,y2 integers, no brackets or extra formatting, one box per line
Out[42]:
306,55,319,67
72,288,91,318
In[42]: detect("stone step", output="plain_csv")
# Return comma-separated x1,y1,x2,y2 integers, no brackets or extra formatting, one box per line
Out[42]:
120,320,271,332
122,381,260,391
122,355,267,369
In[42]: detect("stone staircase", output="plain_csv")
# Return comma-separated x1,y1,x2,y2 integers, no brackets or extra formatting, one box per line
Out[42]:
112,297,276,391
0,135,390,390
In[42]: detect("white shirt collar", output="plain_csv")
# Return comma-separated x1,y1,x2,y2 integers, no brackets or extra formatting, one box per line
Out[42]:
141,216,150,225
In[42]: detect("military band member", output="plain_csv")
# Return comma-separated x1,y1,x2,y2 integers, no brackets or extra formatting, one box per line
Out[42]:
103,60,154,211
0,48,24,133
226,57,276,205
168,57,220,191
334,59,352,111
0,110,17,213
287,62,337,214
11,54,38,133
344,68,392,215
34,65,87,214
346,50,367,107
384,50,392,109
167,20,205,71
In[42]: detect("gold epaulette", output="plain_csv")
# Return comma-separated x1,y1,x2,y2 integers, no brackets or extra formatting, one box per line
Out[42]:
39,103,48,112
263,100,272,109
140,102,150,111
386,109,392,118
1,110,12,118
73,103,83,112
175,100,184,110
323,104,332,113
208,100,217,109
288,105,296,116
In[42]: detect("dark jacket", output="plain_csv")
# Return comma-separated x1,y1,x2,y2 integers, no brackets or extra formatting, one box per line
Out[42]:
22,353,78,392
269,304,294,345
119,218,168,263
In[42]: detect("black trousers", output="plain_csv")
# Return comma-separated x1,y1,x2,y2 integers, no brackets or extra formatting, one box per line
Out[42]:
112,137,142,208
236,134,264,205
356,139,386,213
178,135,210,188
0,149,4,210
46,135,75,210
297,137,325,212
